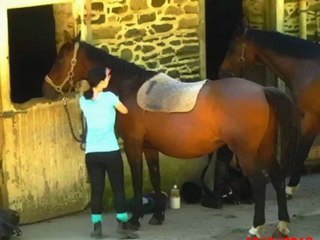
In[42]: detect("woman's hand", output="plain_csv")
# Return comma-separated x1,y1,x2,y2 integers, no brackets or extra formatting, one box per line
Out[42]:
116,101,128,114
105,68,112,81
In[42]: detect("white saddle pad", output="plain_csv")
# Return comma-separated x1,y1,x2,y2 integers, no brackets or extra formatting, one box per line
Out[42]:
137,73,207,113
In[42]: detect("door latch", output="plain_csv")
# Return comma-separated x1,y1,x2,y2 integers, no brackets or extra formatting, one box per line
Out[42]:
0,110,27,118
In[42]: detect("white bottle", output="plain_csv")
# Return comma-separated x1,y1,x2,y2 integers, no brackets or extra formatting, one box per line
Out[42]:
170,184,181,209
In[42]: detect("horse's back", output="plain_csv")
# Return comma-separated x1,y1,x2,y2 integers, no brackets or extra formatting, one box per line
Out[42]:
203,77,267,106
206,77,263,93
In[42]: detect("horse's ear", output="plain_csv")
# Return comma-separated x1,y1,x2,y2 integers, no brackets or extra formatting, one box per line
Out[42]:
63,30,73,44
234,16,250,37
242,17,250,29
75,31,81,42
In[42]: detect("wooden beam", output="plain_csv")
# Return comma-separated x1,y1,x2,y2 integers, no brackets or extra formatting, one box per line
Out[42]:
199,0,206,80
0,7,11,111
2,0,72,9
299,0,308,39
264,0,272,30
275,0,284,32
84,0,92,42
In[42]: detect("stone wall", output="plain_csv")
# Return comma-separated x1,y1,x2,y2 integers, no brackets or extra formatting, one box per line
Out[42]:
243,0,265,29
83,0,203,81
53,1,320,77
243,0,320,41
283,0,320,40
53,3,75,50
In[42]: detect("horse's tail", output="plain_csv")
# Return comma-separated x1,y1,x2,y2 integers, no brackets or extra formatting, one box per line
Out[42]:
263,87,300,174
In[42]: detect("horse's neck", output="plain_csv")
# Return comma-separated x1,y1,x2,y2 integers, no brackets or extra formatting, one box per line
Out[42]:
256,49,293,81
109,71,157,100
256,48,319,92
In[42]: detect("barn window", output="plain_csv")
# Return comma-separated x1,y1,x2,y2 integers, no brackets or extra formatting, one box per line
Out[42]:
8,5,57,103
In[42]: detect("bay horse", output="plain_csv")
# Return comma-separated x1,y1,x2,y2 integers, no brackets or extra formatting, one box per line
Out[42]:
42,31,299,238
220,27,320,199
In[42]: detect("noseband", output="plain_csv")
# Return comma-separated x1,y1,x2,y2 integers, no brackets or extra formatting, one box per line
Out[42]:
45,42,80,95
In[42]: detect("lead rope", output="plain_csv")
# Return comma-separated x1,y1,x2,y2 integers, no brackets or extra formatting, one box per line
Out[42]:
63,97,86,150
60,41,86,150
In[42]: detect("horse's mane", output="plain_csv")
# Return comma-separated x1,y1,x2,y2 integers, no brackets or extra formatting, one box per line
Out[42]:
246,29,320,59
80,41,157,91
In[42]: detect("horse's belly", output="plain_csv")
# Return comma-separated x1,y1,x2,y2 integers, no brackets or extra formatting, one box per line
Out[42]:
146,134,222,159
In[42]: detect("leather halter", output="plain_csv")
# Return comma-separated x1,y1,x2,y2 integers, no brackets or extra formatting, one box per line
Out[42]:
44,42,80,94
238,43,247,63
237,28,249,63
44,42,86,148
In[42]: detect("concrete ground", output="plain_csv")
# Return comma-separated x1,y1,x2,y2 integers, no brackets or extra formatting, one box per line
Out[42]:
17,173,320,240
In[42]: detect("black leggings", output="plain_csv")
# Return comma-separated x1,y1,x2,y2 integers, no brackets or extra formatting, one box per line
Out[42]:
85,151,127,214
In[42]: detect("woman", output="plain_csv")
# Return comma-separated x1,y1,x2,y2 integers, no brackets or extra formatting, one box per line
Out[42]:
80,66,138,239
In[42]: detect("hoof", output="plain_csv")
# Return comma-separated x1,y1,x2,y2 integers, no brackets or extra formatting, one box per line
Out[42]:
246,233,260,240
286,185,299,200
127,219,140,231
272,228,288,238
148,215,163,225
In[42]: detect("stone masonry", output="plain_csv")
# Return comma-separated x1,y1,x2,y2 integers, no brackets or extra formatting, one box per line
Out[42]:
85,0,202,81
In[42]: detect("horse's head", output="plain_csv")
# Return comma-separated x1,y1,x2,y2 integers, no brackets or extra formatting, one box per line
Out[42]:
42,31,88,99
43,31,157,100
219,28,259,78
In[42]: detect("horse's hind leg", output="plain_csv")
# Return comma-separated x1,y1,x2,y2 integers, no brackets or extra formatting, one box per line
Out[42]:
287,135,315,199
144,148,167,225
211,145,233,208
247,171,268,238
269,162,290,238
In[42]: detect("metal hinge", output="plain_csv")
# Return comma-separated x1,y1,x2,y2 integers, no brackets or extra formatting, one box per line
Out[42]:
0,169,4,185
0,110,27,118
0,158,5,185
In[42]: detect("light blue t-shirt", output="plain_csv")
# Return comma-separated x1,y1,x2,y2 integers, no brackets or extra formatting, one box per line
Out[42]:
79,91,120,153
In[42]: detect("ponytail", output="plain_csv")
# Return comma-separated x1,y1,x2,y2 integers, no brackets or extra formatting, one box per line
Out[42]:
83,88,94,99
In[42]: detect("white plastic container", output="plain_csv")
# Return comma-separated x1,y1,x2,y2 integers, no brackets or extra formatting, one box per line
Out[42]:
170,184,181,209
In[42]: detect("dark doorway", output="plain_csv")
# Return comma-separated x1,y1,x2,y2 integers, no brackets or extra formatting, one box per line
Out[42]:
8,5,57,103
205,0,243,79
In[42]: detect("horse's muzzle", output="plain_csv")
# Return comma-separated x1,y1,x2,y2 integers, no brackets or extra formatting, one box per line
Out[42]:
42,80,60,99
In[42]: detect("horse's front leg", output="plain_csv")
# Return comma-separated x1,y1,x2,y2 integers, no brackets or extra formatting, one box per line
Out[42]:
247,172,267,239
123,139,144,230
286,134,315,199
144,148,167,225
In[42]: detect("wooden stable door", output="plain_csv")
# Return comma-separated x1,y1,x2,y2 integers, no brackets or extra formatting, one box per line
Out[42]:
0,0,89,224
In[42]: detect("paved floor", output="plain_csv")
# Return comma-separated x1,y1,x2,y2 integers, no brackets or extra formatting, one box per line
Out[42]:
18,173,320,240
